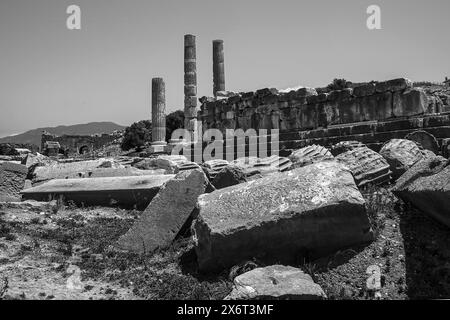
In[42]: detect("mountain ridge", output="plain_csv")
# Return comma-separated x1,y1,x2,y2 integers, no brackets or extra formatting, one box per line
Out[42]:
0,122,126,147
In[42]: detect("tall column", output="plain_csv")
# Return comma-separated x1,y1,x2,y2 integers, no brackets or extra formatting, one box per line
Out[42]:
184,34,198,140
151,77,166,147
213,40,225,96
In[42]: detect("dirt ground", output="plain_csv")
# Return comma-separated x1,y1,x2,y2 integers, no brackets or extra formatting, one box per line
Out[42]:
0,186,449,300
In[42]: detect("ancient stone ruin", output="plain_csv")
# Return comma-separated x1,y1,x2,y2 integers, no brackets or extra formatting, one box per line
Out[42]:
197,78,450,159
1,32,450,301
41,131,121,157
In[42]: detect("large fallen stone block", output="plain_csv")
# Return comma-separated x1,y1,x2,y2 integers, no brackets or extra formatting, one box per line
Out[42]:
289,145,334,169
232,155,292,179
405,130,440,154
116,169,208,253
201,159,230,180
330,141,366,157
0,162,28,201
74,167,166,179
336,147,391,188
226,265,326,300
21,175,174,209
21,153,56,169
31,158,124,185
393,156,450,227
148,155,188,173
193,161,373,273
211,165,247,189
379,139,424,179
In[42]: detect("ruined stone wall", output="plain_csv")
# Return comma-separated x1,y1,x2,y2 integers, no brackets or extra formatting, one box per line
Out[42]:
199,78,442,133
196,78,450,159
41,132,120,156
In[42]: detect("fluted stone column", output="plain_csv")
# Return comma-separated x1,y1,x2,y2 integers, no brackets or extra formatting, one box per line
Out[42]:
151,78,167,151
184,34,198,140
213,40,225,96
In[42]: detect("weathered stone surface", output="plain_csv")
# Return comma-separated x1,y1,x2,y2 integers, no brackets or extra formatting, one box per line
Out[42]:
176,161,202,173
201,159,230,180
296,87,317,97
193,161,373,272
21,175,174,209
0,199,57,213
330,141,366,156
211,165,247,189
117,169,208,253
199,96,215,104
255,88,278,98
130,159,167,173
357,92,393,121
375,78,413,93
328,89,353,102
21,153,55,169
0,162,28,201
289,145,334,169
80,167,166,179
336,147,391,187
147,155,197,174
226,265,327,300
379,139,424,179
442,138,450,159
392,88,427,117
0,155,18,162
393,156,450,227
216,91,238,98
353,83,376,97
405,130,440,154
232,155,292,179
31,159,123,185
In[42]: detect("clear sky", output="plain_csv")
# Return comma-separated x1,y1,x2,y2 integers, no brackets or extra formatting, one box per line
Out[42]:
1,0,449,137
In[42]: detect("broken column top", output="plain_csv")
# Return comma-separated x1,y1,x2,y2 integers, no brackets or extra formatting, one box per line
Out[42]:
184,34,196,45
152,77,164,84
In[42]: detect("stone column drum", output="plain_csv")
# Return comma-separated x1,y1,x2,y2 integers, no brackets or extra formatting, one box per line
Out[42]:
184,34,198,139
151,77,167,149
213,40,225,96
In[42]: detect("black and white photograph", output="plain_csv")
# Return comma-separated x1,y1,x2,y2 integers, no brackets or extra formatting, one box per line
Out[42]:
0,0,449,307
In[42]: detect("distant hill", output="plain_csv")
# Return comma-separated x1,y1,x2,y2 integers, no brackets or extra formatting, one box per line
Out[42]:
0,122,126,147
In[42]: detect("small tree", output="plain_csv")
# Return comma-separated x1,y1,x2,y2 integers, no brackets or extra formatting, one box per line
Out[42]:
120,120,152,151
165,110,185,141
327,78,352,91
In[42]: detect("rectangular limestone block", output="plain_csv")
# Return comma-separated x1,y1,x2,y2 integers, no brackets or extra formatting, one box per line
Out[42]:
320,101,340,126
357,92,393,121
21,175,175,209
337,99,362,124
393,88,427,117
300,104,318,130
375,78,413,93
116,169,208,253
353,83,376,97
193,160,373,273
